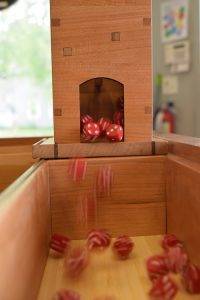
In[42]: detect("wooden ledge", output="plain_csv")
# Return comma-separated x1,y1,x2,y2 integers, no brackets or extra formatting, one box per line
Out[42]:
32,138,168,159
155,133,200,164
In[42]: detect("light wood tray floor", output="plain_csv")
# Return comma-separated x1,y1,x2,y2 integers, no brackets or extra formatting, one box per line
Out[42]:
38,235,199,300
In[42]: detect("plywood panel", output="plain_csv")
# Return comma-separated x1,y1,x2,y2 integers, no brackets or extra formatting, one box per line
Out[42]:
49,156,166,239
32,137,168,159
51,0,152,143
167,154,200,265
0,162,51,300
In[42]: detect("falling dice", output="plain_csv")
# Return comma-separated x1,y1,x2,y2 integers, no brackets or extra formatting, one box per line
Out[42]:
106,124,123,142
147,255,169,281
167,246,189,273
68,158,87,182
149,275,178,300
49,234,70,257
66,247,89,278
98,117,111,134
81,114,93,132
113,235,134,260
162,234,183,251
83,122,100,141
53,289,81,300
87,229,111,251
182,264,200,294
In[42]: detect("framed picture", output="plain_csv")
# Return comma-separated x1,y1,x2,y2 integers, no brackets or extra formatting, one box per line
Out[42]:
161,0,189,43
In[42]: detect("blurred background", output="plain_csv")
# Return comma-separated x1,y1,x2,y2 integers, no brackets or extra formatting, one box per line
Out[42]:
0,0,199,138
0,0,53,137
153,0,200,137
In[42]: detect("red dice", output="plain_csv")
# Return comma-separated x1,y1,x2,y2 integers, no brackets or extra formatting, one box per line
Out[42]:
162,234,183,251
83,122,100,141
98,117,111,134
87,229,111,251
96,165,114,197
167,246,189,273
66,247,89,278
113,235,134,260
68,158,87,182
182,264,200,294
81,114,93,131
113,111,124,127
149,275,178,300
106,124,123,142
147,255,169,281
53,289,81,300
50,234,70,257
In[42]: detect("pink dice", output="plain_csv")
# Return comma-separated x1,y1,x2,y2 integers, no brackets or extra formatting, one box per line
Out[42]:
149,275,178,300
98,117,111,134
147,255,169,281
50,234,70,257
83,122,100,141
182,264,200,294
167,246,189,273
162,234,183,251
113,235,134,260
81,114,93,131
106,124,123,142
87,229,111,251
66,247,89,278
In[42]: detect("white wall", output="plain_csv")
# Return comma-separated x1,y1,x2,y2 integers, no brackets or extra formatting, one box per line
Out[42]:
153,0,200,137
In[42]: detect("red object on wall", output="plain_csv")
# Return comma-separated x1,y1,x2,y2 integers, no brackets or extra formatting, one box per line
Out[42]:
163,108,175,133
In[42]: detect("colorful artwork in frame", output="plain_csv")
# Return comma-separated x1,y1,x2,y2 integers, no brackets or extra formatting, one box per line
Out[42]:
161,0,189,43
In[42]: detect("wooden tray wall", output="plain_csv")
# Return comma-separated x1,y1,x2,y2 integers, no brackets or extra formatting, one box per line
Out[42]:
48,156,166,239
0,162,51,300
51,0,152,143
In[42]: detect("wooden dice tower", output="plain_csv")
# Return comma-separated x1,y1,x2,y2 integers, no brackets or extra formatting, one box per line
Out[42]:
0,1,200,300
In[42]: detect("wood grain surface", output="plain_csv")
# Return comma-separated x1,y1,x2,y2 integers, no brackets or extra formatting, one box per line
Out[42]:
0,137,42,191
51,0,152,143
32,137,168,159
49,156,166,239
38,235,199,300
0,162,51,300
167,153,200,265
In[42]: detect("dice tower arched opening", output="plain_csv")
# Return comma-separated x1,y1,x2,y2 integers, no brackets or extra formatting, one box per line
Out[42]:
80,77,124,143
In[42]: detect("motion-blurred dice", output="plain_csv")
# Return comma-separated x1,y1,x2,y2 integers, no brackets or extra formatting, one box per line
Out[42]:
98,117,111,134
81,114,93,132
149,275,178,300
106,124,123,142
113,235,134,260
182,264,200,294
53,289,80,300
83,122,100,141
